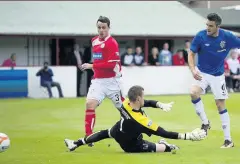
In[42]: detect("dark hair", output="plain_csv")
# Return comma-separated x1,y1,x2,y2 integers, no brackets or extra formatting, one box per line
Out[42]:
207,13,222,26
128,85,144,102
185,40,190,43
10,53,16,59
97,16,110,27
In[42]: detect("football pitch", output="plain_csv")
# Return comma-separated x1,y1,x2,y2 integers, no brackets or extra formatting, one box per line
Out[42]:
0,94,240,164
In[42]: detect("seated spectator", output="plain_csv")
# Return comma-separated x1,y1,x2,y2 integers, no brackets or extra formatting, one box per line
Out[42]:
159,43,172,66
224,60,234,92
121,47,134,66
148,47,160,66
227,50,240,91
133,46,145,66
36,62,64,98
2,53,16,67
173,49,185,66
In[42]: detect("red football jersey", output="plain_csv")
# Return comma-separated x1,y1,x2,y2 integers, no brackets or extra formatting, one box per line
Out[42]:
91,35,121,79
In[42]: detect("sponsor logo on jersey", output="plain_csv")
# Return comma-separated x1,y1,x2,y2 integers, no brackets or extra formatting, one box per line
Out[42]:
147,120,153,127
92,53,103,59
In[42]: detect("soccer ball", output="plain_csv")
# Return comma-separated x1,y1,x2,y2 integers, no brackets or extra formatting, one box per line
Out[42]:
0,133,10,152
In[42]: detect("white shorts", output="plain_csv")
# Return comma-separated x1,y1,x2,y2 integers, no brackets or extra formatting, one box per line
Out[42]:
193,70,228,100
87,77,125,108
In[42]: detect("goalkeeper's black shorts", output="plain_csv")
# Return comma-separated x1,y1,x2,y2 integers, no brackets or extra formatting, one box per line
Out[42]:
120,140,156,153
110,121,156,153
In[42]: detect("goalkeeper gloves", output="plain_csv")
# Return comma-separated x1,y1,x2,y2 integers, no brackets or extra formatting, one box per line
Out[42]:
157,102,174,112
178,128,207,141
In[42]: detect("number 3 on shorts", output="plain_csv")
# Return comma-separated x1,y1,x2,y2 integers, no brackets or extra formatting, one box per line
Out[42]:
115,94,120,102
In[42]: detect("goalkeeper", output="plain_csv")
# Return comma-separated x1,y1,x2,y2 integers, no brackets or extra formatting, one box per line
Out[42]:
64,85,207,153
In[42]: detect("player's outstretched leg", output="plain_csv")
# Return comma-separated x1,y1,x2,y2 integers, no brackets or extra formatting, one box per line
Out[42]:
85,99,99,147
157,139,179,153
190,85,210,133
126,140,179,153
64,129,110,151
216,100,234,148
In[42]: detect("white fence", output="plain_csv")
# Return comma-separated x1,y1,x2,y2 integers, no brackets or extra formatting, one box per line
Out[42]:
121,66,195,95
0,66,195,99
0,66,77,98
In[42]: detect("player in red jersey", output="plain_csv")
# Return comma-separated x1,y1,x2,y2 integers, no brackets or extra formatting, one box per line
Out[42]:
81,16,125,141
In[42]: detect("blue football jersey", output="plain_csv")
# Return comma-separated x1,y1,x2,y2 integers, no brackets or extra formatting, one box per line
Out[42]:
190,29,240,76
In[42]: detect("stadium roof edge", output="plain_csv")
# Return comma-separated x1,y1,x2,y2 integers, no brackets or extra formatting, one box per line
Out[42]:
192,8,240,27
0,33,209,38
0,1,239,37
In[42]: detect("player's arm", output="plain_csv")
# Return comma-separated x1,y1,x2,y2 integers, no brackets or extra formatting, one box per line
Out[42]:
93,40,120,69
228,32,240,48
82,62,114,70
143,100,158,107
93,60,118,69
188,33,202,80
188,33,201,72
151,126,206,141
188,50,202,80
140,119,206,141
144,100,174,112
188,51,196,73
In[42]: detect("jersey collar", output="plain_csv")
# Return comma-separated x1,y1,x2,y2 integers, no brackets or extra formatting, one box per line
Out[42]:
98,35,111,41
132,108,144,115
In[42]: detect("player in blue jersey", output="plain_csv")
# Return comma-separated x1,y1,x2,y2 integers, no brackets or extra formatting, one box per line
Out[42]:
188,13,240,148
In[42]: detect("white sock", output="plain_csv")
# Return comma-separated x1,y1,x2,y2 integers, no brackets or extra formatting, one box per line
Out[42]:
192,98,209,125
219,109,231,141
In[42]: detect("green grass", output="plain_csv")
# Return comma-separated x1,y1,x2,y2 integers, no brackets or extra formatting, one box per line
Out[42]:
0,94,240,164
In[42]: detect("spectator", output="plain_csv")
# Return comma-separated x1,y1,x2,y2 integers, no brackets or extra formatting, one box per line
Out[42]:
148,47,160,66
224,60,234,93
173,49,185,66
133,46,145,66
159,43,172,66
121,47,134,66
236,48,240,63
2,53,16,67
183,40,191,64
36,62,64,98
227,50,240,91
